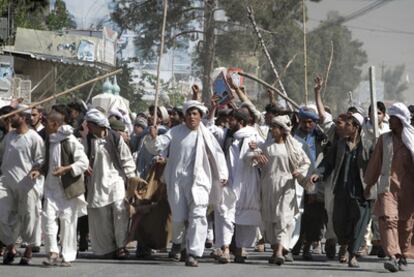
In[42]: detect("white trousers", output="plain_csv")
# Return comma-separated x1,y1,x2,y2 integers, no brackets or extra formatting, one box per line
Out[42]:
207,216,214,242
88,200,128,255
0,182,40,246
33,197,43,247
235,224,257,248
214,206,235,247
43,199,78,262
264,221,294,249
171,204,208,257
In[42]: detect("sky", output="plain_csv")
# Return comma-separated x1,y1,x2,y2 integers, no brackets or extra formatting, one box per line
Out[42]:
307,0,414,101
63,0,414,102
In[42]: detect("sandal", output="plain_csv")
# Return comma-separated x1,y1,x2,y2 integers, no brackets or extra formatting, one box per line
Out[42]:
116,247,129,259
3,250,17,265
19,256,31,265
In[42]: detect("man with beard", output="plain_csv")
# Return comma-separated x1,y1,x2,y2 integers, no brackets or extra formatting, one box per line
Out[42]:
84,108,136,259
0,105,44,265
0,105,14,257
364,103,414,272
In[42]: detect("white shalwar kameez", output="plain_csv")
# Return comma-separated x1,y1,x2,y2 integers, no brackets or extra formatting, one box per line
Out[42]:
229,126,264,248
205,120,236,248
0,129,44,246
86,134,136,255
42,125,89,262
259,140,310,248
146,123,228,257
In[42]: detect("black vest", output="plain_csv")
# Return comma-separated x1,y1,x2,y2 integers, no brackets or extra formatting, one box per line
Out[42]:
42,138,85,199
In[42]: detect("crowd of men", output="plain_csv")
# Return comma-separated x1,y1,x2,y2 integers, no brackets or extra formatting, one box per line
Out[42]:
0,78,413,273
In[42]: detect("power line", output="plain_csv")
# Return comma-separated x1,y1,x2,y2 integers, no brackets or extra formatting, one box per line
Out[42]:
309,18,414,36
311,0,394,32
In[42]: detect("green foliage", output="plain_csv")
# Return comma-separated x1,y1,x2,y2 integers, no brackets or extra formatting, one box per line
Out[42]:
111,0,200,61
383,64,408,102
111,0,365,113
216,6,367,113
46,0,77,31
0,0,49,31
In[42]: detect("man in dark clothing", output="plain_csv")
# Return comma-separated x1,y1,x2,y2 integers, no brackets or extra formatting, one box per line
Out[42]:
311,113,372,267
293,106,328,260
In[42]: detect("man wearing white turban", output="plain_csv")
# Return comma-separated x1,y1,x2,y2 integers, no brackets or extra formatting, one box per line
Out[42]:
250,115,311,265
146,100,228,267
83,108,136,258
364,102,414,272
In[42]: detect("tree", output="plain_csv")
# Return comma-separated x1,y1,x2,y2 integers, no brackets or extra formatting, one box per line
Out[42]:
111,0,364,112
216,7,367,112
383,64,408,102
46,0,77,31
0,0,49,33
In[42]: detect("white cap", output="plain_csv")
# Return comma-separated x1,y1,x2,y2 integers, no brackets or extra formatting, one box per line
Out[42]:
351,112,364,127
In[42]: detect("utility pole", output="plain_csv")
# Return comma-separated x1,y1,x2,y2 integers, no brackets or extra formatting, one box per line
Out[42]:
153,0,168,125
302,0,308,105
201,0,215,104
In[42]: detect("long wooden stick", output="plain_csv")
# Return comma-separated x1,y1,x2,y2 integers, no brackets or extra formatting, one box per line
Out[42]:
369,66,379,143
271,53,298,87
238,72,300,110
153,0,168,126
302,0,308,105
30,68,54,93
246,6,293,111
322,40,334,100
0,68,122,120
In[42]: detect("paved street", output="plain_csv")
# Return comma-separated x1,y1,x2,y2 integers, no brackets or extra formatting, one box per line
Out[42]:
1,247,413,277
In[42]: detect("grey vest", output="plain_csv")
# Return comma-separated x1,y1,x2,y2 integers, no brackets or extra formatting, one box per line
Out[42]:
378,133,393,194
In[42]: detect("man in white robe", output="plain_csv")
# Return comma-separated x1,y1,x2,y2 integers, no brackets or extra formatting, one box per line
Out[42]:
0,106,44,265
251,116,311,265
228,109,264,263
30,111,89,266
84,108,136,258
146,100,228,267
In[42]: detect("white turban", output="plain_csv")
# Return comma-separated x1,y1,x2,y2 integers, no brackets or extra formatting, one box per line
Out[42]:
271,115,292,133
108,108,123,120
85,108,110,128
16,104,31,115
183,100,207,116
158,106,170,124
388,102,414,161
351,112,364,127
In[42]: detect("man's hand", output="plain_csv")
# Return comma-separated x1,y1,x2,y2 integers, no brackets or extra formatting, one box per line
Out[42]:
314,76,323,93
248,141,257,150
267,89,275,105
211,95,219,109
227,75,239,91
254,154,269,165
292,170,301,178
191,84,200,100
309,174,320,184
149,126,158,139
29,170,41,180
85,166,93,176
364,185,372,200
52,166,71,177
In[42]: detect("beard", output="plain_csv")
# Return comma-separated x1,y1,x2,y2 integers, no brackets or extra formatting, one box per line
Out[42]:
11,121,20,129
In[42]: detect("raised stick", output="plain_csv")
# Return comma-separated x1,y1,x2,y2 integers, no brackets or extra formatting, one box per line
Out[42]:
0,68,122,120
